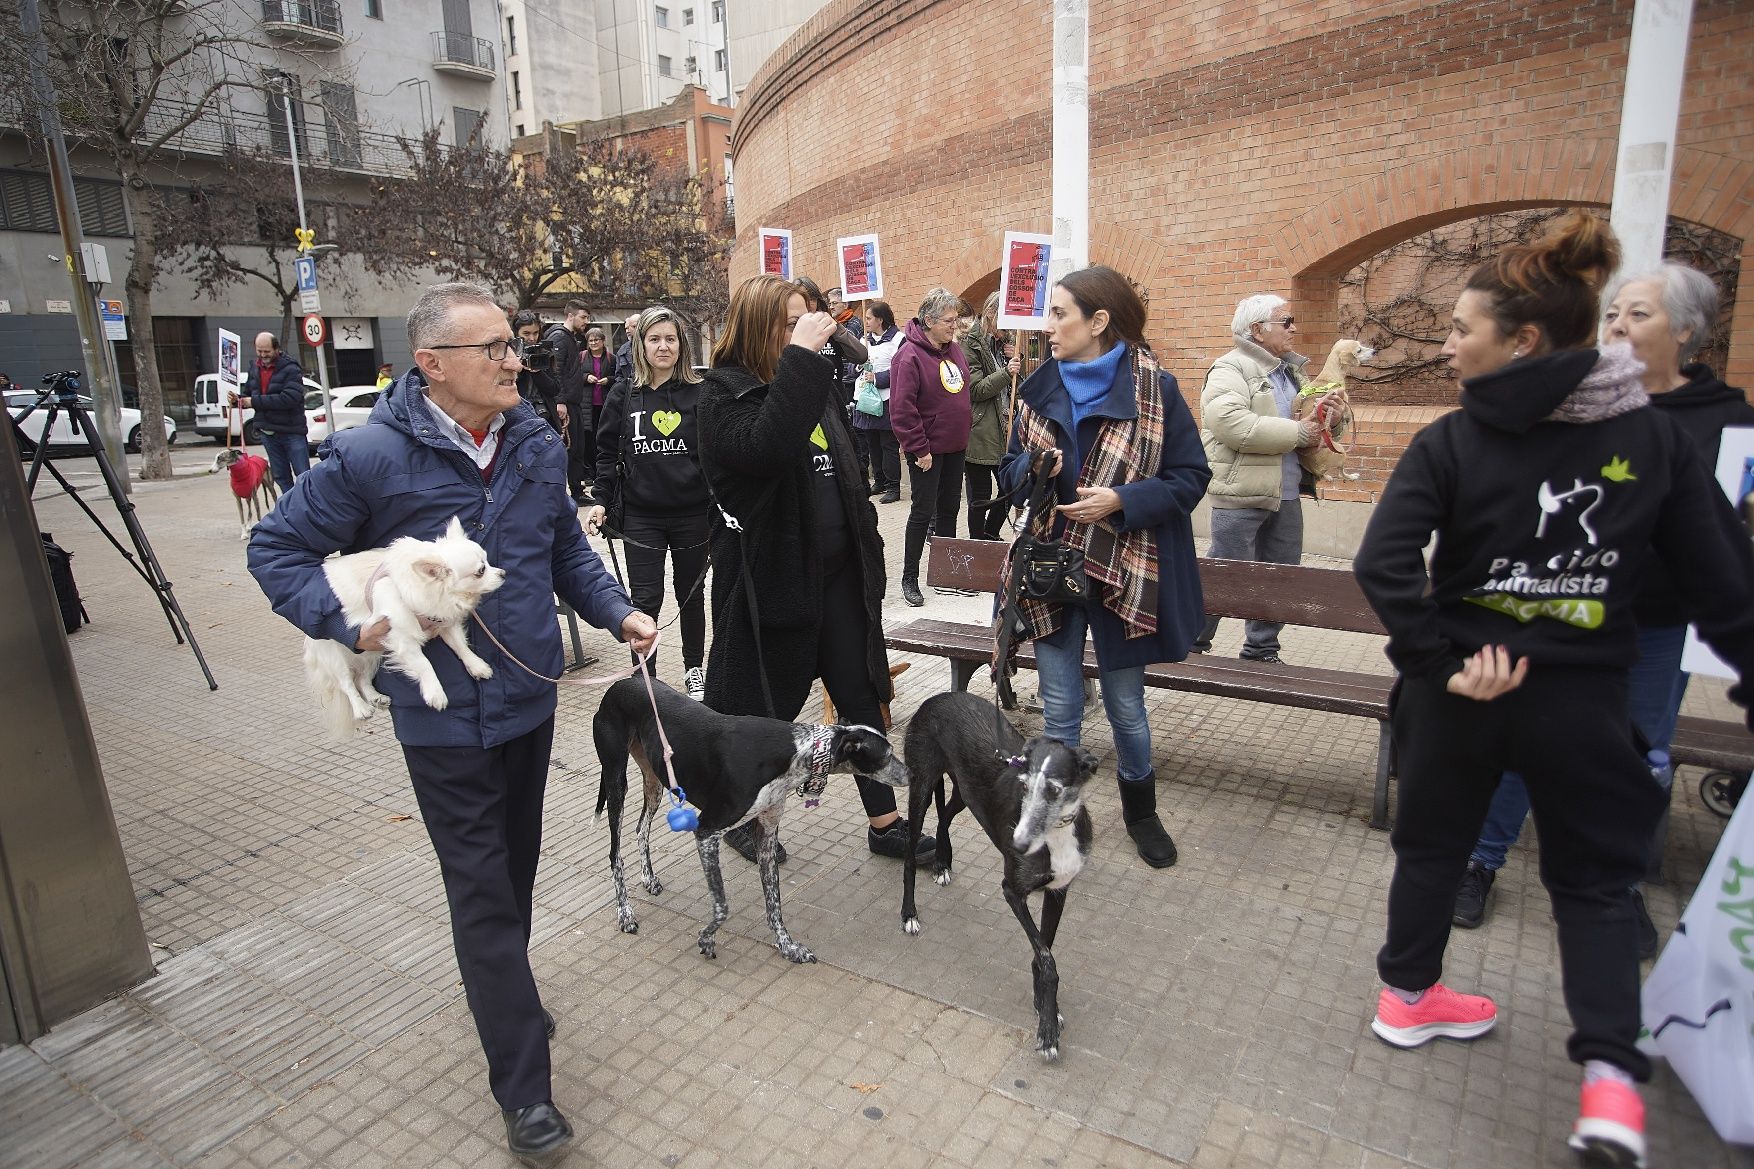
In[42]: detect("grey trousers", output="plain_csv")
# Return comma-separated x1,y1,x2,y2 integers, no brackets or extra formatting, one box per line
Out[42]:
1195,497,1304,657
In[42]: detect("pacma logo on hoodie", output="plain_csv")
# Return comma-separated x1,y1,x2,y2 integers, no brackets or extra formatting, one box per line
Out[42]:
1463,462,1639,630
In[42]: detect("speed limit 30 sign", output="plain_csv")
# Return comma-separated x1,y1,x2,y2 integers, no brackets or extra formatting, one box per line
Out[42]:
301,313,327,348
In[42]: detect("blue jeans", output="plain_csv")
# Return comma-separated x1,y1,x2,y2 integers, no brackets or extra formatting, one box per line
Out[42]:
259,429,311,493
1470,625,1687,870
1195,498,1304,657
1032,604,1154,782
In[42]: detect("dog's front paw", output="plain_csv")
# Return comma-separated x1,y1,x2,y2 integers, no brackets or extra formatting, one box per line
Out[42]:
618,915,639,935
1038,1043,1060,1063
934,867,953,887
462,657,494,680
902,916,921,936
644,876,664,895
418,683,449,710
365,687,392,708
778,941,816,964
697,938,717,960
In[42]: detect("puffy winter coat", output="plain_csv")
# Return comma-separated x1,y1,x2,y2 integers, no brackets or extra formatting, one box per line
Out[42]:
247,373,635,747
248,352,309,434
1198,339,1307,510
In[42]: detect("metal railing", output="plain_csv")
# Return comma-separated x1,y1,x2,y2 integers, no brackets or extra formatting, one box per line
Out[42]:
432,31,496,73
261,0,344,37
136,98,428,178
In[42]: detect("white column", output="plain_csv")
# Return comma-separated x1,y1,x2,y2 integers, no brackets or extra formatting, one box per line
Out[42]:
1049,0,1089,282
1608,0,1695,277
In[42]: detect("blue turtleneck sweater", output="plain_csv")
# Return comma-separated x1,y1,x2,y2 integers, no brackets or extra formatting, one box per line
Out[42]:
1060,342,1128,461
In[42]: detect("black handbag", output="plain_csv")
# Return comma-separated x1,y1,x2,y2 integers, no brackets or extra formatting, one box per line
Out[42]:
1013,472,1090,606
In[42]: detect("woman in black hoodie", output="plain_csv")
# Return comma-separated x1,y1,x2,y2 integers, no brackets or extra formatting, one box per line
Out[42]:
1353,212,1754,1169
587,306,711,700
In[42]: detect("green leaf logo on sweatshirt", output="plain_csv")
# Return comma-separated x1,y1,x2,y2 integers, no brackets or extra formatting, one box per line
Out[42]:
809,424,828,450
651,410,681,436
1601,455,1636,483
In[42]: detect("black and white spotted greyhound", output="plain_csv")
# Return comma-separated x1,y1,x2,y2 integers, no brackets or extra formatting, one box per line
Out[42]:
593,676,909,963
900,690,1095,1060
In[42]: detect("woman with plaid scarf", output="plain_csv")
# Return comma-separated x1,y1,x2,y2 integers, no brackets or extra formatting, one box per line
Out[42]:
996,267,1212,868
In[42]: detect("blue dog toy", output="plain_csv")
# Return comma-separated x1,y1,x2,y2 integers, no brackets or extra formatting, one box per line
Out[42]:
665,786,699,832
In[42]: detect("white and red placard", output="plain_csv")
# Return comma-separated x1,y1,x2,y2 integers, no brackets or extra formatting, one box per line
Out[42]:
836,233,884,301
758,228,792,279
997,232,1054,331
1682,426,1754,679
301,313,327,349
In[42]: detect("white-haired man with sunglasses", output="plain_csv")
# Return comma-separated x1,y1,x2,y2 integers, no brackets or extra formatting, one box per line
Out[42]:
249,282,657,1161
1193,294,1319,663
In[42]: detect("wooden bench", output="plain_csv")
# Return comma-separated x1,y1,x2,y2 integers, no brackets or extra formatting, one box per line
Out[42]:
887,538,1754,829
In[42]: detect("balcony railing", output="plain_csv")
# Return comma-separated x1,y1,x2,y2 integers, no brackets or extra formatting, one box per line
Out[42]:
136,98,432,178
260,0,345,46
432,31,496,78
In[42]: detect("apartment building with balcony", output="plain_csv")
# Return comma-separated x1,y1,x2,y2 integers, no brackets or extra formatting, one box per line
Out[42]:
0,0,508,422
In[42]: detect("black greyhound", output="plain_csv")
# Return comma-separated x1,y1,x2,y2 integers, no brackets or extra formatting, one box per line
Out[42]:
901,691,1095,1059
594,677,908,963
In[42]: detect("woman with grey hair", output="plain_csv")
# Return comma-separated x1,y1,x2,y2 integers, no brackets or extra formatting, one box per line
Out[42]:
1451,260,1754,959
889,287,973,605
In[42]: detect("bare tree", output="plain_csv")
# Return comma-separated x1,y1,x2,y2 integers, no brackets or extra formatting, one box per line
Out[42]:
1338,209,1742,406
1,0,336,479
354,133,731,322
154,147,356,346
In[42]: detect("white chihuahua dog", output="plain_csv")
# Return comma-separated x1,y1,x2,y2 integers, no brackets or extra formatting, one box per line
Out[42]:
304,517,506,738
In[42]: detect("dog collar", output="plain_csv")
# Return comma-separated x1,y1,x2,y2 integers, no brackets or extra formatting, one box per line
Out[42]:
796,725,836,806
363,562,445,634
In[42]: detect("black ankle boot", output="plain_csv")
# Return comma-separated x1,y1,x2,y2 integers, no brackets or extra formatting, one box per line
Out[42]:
1117,776,1177,868
901,578,924,607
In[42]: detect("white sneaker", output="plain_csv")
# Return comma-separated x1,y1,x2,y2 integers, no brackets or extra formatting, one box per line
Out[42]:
684,666,705,702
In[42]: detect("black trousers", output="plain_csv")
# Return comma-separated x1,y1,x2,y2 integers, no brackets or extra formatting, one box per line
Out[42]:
963,461,1007,540
1379,669,1663,1078
565,404,593,499
860,427,901,493
403,719,556,1109
903,449,966,579
814,559,898,819
621,507,710,672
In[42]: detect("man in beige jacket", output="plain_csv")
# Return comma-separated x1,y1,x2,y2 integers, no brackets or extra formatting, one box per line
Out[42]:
1192,294,1317,663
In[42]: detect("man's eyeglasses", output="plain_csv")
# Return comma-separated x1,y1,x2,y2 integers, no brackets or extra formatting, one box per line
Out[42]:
1268,316,1296,328
425,339,517,362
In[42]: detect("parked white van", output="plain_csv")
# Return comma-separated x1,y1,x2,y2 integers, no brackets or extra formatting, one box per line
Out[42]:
193,372,323,444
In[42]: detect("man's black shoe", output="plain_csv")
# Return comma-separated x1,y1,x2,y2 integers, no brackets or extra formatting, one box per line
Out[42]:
503,1101,572,1159
722,822,787,864
878,490,901,504
868,484,888,496
901,579,925,607
1631,887,1658,959
1452,861,1495,929
543,1008,555,1039
1239,650,1284,665
868,822,936,860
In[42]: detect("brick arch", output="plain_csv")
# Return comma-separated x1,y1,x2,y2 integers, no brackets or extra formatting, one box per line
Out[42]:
1275,139,1754,381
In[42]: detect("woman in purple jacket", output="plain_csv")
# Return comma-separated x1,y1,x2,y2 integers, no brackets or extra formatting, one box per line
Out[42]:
889,287,972,606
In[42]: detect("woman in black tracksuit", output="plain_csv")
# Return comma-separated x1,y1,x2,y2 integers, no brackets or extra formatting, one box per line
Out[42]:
1353,211,1754,1168
586,306,710,701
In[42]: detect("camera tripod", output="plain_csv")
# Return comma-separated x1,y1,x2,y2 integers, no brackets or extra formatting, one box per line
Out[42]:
12,371,217,690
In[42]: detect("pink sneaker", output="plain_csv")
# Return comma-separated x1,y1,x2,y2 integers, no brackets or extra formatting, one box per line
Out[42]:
1370,984,1497,1048
1568,1079,1645,1168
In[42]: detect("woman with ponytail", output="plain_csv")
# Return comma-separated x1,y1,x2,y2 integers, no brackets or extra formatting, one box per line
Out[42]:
1353,211,1754,1167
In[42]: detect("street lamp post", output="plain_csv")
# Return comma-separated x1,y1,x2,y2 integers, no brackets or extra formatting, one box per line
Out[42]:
275,77,335,430
396,77,434,136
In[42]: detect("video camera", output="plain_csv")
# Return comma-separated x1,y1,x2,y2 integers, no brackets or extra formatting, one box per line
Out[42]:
519,340,555,374
41,370,82,402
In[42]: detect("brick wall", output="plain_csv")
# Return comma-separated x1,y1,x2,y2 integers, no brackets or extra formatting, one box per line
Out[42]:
728,0,1754,508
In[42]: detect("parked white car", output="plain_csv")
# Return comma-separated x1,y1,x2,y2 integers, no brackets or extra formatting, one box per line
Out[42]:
6,389,177,453
305,385,382,451
192,372,324,445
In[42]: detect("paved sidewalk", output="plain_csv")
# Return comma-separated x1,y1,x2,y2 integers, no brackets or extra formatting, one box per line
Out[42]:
2,446,1748,1169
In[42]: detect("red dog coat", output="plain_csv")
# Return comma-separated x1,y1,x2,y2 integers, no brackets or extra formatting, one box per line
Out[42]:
228,453,270,499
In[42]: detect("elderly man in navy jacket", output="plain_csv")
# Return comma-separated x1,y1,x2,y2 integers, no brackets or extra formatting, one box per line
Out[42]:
249,282,657,1161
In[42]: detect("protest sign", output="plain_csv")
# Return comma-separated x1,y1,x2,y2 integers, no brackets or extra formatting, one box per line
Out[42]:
759,228,792,279
997,232,1054,331
837,234,884,301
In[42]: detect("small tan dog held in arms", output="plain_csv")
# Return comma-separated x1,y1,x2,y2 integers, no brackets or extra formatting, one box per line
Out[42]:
303,517,505,738
211,448,278,540
1294,339,1374,485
